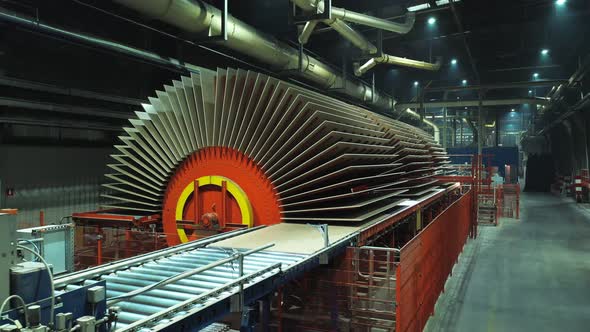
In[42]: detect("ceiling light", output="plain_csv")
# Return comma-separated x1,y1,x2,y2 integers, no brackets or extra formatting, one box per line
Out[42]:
462,79,467,85
408,3,431,12
533,73,539,78
428,17,437,25
436,0,462,5
414,81,419,86
511,108,515,112
528,90,533,94
541,49,549,55
451,58,458,65
556,0,566,5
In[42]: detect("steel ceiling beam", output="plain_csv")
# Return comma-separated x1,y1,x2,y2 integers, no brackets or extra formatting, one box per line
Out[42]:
396,97,549,110
0,76,144,106
0,117,122,132
449,0,480,83
486,64,562,73
0,97,131,119
424,79,569,93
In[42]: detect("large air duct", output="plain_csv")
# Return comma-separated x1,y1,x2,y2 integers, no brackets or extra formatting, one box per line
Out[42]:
292,0,416,34
291,0,440,75
405,108,441,143
113,0,394,110
355,55,442,76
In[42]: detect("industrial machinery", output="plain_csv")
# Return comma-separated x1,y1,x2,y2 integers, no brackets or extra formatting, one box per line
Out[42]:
83,66,450,245
3,67,458,331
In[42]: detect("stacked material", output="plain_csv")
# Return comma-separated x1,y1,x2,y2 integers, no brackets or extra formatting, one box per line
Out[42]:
103,67,448,225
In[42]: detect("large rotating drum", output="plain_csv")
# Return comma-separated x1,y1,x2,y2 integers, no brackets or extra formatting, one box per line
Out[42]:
102,67,448,245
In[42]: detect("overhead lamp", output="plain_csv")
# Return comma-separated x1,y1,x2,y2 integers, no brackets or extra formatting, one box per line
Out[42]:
541,49,549,55
427,17,436,25
408,3,430,12
414,81,419,86
462,79,467,85
533,73,539,79
556,0,566,5
528,90,533,94
511,108,515,112
451,58,458,65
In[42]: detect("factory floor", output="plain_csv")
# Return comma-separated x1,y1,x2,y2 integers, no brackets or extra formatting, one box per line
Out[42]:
424,192,590,332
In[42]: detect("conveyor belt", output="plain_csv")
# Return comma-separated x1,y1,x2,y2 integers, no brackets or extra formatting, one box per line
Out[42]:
58,229,308,331
57,185,460,331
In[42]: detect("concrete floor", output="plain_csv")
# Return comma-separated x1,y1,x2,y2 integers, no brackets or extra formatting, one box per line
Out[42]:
424,192,590,332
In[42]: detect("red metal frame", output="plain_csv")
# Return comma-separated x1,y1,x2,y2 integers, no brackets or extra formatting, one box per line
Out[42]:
72,209,161,227
358,183,461,246
396,191,473,332
498,184,520,219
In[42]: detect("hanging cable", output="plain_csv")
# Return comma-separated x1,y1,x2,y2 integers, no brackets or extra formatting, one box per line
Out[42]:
0,295,29,328
17,239,41,261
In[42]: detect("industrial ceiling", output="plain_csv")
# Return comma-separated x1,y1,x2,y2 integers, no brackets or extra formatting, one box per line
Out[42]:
0,0,589,145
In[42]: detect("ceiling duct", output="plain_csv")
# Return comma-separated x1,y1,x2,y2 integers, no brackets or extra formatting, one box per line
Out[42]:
292,0,416,34
113,0,395,110
291,0,440,74
355,55,442,76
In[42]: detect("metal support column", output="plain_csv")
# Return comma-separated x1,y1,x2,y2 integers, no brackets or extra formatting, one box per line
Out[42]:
460,118,464,146
495,112,500,147
478,92,484,155
452,118,457,147
259,296,270,332
240,305,257,332
442,91,449,148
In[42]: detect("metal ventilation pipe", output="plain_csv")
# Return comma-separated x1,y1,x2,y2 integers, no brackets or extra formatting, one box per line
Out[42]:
292,0,416,34
291,0,377,53
326,18,377,53
355,55,442,76
113,0,394,110
405,108,440,143
292,0,439,74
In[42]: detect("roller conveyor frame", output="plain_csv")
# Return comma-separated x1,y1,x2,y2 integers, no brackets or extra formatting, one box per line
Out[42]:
55,183,461,332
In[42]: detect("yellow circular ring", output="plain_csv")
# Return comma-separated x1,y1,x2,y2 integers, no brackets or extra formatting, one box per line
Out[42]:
174,176,253,243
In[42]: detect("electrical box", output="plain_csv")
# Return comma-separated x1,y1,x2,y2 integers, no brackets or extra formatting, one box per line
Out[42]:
17,224,75,275
10,262,52,304
87,286,105,304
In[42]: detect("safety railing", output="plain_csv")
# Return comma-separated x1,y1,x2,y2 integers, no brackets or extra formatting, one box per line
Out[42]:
396,191,473,332
74,226,174,270
273,246,398,331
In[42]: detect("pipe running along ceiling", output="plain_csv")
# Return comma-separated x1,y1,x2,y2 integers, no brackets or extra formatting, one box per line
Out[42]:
113,0,395,110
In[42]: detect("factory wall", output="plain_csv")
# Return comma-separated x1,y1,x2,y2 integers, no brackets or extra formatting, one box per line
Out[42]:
0,145,113,228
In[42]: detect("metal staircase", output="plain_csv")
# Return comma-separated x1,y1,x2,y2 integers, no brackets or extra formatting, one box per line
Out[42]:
477,189,497,226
